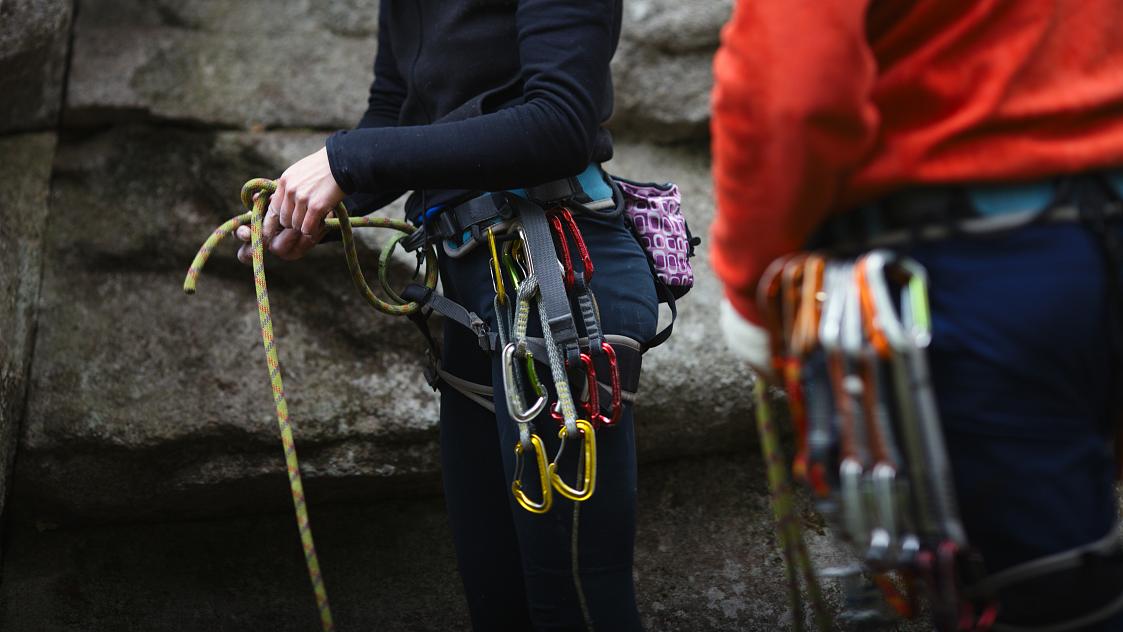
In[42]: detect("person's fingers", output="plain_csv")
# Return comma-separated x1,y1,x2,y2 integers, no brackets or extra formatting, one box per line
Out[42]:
236,225,251,242
269,227,301,258
263,208,282,240
237,241,253,265
270,178,286,220
284,234,319,261
279,180,297,229
301,200,329,236
291,191,309,235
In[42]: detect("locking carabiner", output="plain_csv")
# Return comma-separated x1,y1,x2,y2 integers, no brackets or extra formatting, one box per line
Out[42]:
512,433,553,514
503,342,548,423
548,418,597,502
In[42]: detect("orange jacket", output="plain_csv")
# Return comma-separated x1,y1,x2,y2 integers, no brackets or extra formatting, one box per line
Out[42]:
711,0,1123,327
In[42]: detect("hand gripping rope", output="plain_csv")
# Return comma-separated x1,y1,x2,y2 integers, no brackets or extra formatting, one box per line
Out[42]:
183,179,439,632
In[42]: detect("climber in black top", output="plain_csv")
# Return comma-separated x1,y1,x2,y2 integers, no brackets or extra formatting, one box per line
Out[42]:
234,2,656,630
235,0,622,263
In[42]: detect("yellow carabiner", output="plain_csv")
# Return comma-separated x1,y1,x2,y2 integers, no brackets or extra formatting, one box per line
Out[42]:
512,434,553,514
548,419,597,502
487,226,506,305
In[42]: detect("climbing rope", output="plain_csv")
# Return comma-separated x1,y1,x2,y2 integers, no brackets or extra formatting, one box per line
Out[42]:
183,178,439,631
752,377,833,632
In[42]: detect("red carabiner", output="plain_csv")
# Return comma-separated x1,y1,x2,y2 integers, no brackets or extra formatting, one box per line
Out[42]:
548,208,594,289
551,352,599,423
595,342,623,427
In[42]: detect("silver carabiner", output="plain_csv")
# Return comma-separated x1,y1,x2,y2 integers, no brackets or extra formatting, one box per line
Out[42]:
502,342,547,424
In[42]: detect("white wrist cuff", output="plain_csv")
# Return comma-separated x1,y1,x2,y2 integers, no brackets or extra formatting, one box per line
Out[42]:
720,298,773,375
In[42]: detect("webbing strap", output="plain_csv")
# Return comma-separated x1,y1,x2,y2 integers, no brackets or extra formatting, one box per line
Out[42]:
437,369,497,413
572,272,604,354
527,177,581,205
644,278,679,351
401,283,495,351
515,198,581,366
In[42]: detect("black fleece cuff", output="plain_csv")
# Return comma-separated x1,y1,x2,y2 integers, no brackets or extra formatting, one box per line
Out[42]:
326,130,357,194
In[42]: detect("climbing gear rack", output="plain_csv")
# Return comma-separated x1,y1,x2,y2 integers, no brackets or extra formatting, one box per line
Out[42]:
755,249,998,632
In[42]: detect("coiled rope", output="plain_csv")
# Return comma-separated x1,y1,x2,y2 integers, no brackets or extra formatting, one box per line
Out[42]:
183,178,438,631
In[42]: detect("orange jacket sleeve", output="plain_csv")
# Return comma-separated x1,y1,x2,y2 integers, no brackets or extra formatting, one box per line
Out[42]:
710,0,880,326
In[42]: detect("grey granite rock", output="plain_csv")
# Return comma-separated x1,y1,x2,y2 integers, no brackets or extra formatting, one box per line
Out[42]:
0,133,56,557
13,126,748,525
16,126,437,524
1,453,868,631
65,0,379,129
0,0,73,131
610,0,732,142
64,0,728,140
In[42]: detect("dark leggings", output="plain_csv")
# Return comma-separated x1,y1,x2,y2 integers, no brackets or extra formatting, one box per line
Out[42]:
436,210,658,631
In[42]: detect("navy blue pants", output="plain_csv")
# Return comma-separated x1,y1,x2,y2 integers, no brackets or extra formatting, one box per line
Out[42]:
906,213,1122,627
435,211,657,631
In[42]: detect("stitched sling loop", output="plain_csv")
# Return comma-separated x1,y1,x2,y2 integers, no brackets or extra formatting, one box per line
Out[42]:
183,179,439,631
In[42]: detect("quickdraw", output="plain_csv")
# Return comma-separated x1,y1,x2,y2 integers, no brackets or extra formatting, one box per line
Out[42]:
184,179,439,632
755,249,999,632
495,220,610,514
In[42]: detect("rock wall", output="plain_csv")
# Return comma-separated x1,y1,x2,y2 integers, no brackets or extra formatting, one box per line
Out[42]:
0,1,876,630
0,0,72,561
0,0,73,132
12,0,745,528
0,134,55,552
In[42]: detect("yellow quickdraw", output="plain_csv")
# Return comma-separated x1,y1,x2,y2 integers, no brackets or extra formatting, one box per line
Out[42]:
513,433,554,514
549,418,597,502
487,226,506,305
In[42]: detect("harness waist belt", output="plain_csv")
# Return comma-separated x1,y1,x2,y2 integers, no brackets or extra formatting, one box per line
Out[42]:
403,164,619,254
813,171,1123,253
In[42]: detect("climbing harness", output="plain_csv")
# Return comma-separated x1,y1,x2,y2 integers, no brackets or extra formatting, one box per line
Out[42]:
184,166,695,629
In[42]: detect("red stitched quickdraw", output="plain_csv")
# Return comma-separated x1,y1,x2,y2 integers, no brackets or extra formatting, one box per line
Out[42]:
551,352,599,423
549,207,594,289
548,345,623,429
596,342,623,427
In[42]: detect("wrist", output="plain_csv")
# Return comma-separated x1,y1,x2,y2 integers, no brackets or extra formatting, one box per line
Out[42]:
325,132,356,194
720,296,773,376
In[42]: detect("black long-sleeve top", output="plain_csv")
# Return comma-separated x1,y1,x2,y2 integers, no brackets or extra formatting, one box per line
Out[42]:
325,0,623,216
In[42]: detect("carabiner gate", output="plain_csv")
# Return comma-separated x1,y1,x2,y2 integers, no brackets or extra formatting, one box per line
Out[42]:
512,433,553,514
503,342,548,423
551,352,599,423
595,342,623,427
548,208,594,289
487,226,506,305
548,418,597,502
